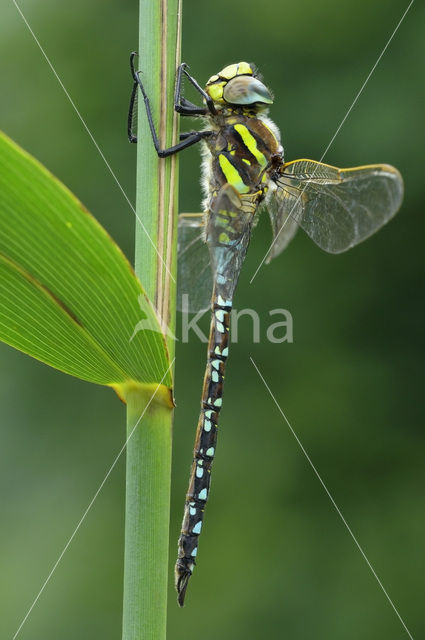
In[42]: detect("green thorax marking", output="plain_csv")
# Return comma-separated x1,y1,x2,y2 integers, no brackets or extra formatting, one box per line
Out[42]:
218,154,250,194
211,117,279,196
233,124,267,168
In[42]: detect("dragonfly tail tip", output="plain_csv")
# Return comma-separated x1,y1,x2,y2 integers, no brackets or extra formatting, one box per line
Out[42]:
175,565,192,607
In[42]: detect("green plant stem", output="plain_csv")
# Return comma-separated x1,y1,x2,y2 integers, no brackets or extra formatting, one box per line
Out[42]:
123,389,173,640
134,0,181,354
122,1,181,639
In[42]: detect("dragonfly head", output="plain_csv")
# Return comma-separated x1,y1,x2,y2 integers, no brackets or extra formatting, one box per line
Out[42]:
205,62,273,111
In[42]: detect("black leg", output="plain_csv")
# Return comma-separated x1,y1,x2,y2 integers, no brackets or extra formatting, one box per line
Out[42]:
152,130,212,158
174,63,209,116
180,131,200,140
128,74,138,143
128,53,213,156
129,54,207,121
181,66,217,115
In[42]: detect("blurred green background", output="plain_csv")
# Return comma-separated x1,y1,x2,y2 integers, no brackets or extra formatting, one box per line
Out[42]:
0,0,423,638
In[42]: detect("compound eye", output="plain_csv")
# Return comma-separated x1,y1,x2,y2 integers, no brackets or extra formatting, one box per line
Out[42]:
223,76,273,105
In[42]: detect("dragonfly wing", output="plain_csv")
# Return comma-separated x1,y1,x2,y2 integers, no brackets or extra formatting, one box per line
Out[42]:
177,213,213,313
207,184,253,302
265,190,299,263
268,159,403,258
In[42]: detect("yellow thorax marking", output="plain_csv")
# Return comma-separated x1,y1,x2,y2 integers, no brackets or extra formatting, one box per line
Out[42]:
234,124,267,168
218,154,250,194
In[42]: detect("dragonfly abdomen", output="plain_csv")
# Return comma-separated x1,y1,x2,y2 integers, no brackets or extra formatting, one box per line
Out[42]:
175,294,232,606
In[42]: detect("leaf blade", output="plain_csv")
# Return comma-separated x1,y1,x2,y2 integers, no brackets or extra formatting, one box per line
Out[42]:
0,131,172,390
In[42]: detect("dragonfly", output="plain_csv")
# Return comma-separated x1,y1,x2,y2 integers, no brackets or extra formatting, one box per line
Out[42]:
128,54,403,606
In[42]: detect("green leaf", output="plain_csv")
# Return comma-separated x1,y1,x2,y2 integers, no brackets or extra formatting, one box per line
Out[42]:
0,131,172,399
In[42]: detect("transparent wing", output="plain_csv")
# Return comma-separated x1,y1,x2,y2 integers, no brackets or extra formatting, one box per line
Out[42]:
267,159,403,259
177,213,212,313
206,184,253,302
265,193,299,263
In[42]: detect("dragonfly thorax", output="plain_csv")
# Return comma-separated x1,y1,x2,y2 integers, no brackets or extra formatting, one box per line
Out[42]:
202,113,282,204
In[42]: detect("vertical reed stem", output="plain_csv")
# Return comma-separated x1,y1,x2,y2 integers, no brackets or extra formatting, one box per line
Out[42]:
122,1,181,638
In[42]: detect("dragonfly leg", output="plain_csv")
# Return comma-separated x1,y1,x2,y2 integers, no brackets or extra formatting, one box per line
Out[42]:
127,73,138,143
174,63,210,115
175,63,216,115
128,53,213,155
179,131,213,142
